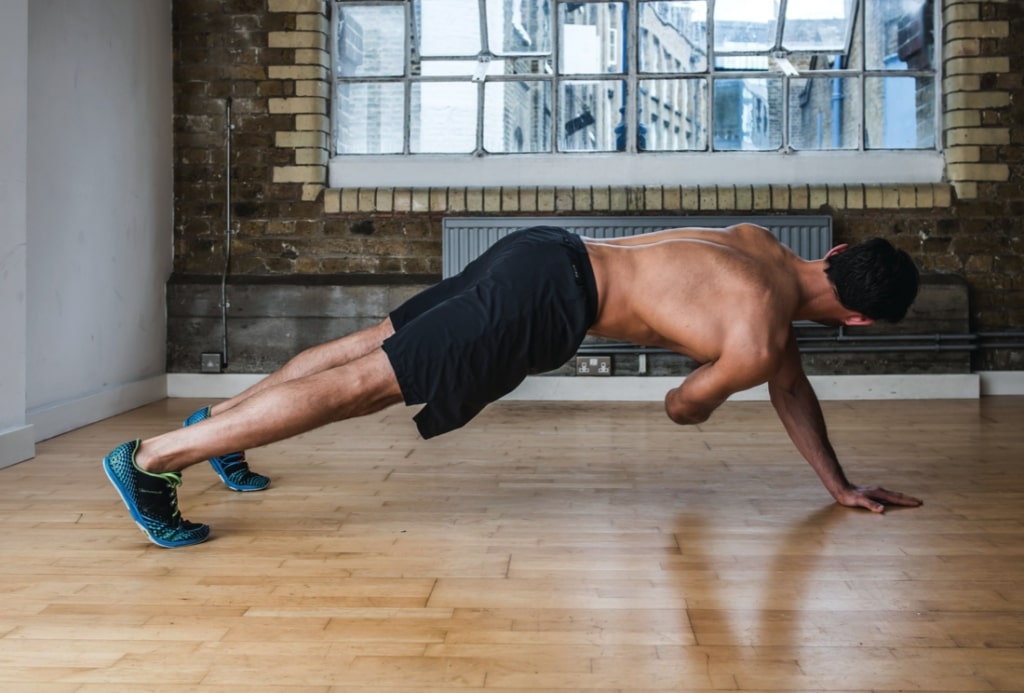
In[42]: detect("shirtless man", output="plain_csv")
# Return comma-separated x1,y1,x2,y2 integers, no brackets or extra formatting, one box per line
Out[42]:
103,224,923,547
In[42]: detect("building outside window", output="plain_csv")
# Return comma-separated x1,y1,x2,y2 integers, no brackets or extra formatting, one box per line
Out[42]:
329,0,940,188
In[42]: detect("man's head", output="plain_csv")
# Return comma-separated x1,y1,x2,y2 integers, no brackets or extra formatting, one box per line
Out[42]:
824,238,919,323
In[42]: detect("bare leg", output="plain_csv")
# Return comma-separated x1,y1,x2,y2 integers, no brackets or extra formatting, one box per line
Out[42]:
210,318,396,417
139,348,403,474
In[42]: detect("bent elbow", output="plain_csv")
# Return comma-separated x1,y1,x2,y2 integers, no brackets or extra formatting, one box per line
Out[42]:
665,401,710,426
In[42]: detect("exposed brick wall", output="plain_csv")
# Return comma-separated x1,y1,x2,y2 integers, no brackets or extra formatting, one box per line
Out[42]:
172,0,1023,372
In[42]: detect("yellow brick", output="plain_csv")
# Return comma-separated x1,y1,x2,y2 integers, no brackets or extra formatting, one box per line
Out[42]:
698,186,717,211
943,2,980,24
483,188,499,211
340,188,359,212
375,188,394,212
882,185,900,208
357,188,376,212
464,188,482,212
575,187,593,212
943,38,980,59
753,186,771,210
269,97,326,115
295,14,329,32
944,145,981,164
411,189,430,212
609,187,628,211
717,185,736,210
808,186,828,209
269,65,329,81
537,188,556,211
943,74,981,93
295,49,331,68
591,187,610,210
323,188,341,214
789,185,808,210
734,185,753,210
448,188,467,213
501,187,519,212
294,148,327,165
518,187,537,212
916,184,934,209
897,184,918,207
946,127,1010,147
268,31,327,49
952,180,978,200
945,20,1009,40
268,0,324,13
944,110,981,129
934,184,953,207
681,187,699,210
392,188,412,212
662,186,681,210
275,130,327,148
644,186,663,211
946,91,1011,110
946,163,1010,181
827,185,845,209
845,185,864,210
273,165,325,183
301,183,324,202
864,185,883,209
944,56,1010,76
771,185,789,210
430,188,448,212
296,80,329,99
555,187,575,211
295,114,330,132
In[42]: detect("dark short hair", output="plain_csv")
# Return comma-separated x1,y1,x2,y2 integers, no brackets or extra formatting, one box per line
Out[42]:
824,238,919,322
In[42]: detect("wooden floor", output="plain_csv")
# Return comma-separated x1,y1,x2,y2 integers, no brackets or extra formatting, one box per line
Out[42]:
0,397,1022,692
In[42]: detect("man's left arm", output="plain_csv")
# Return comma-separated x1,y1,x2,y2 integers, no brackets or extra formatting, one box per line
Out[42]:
767,331,923,512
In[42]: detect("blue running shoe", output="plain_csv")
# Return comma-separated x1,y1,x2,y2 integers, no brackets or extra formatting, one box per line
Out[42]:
102,440,210,548
183,406,270,492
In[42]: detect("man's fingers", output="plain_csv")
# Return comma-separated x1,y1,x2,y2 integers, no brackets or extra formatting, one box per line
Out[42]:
866,486,924,507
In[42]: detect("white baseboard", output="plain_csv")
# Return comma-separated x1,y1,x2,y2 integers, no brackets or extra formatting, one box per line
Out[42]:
27,375,168,442
0,424,35,469
167,372,983,402
980,371,1024,396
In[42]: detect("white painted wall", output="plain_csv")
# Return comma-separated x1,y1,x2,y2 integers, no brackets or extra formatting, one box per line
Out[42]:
0,0,35,468
23,0,172,442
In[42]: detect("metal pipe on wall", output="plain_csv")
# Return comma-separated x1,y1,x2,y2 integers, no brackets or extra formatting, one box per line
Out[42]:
221,97,233,369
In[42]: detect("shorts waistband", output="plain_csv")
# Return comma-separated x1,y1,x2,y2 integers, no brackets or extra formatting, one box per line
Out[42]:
560,231,599,330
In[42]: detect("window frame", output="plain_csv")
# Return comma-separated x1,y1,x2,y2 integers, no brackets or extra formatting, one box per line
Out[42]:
328,0,944,189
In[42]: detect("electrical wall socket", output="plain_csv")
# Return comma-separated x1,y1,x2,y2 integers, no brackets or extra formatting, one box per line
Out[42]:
200,352,223,373
576,355,611,376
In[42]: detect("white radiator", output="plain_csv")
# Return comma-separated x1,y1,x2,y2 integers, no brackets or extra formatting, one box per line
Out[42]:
442,215,832,278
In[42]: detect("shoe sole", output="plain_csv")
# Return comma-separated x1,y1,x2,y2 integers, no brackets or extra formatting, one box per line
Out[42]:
102,455,210,548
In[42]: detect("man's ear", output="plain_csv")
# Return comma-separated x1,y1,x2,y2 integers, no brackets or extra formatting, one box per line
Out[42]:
843,314,874,327
824,243,849,260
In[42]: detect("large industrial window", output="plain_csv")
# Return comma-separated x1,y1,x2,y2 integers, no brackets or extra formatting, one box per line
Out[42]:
329,0,941,188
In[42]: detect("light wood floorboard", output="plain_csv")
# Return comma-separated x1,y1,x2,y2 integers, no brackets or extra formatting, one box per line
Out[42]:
1,397,1022,691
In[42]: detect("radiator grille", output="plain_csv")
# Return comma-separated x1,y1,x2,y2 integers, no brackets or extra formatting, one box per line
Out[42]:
442,216,832,278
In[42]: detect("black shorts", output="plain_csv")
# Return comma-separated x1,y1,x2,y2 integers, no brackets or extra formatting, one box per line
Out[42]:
382,226,598,439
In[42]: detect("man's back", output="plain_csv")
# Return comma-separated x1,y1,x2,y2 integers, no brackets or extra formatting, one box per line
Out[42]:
582,223,802,370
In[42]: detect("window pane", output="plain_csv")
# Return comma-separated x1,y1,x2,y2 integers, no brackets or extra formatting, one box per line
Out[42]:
639,78,708,150
335,82,405,154
559,2,625,74
486,0,551,55
864,76,935,149
411,82,478,153
713,0,777,52
414,0,481,57
713,78,782,151
336,5,405,77
421,59,479,77
865,0,934,71
788,77,859,150
484,81,552,152
781,0,855,52
560,80,625,151
639,1,707,74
